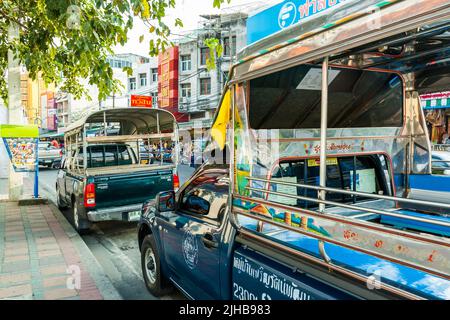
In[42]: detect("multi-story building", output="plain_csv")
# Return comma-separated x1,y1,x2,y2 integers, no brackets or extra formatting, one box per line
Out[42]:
19,71,56,131
126,57,159,108
55,53,151,132
175,12,248,130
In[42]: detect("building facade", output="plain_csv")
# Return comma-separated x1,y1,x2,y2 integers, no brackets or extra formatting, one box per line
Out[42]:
55,53,151,133
175,12,248,130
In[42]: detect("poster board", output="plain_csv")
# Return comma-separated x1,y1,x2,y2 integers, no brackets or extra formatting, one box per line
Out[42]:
0,125,39,172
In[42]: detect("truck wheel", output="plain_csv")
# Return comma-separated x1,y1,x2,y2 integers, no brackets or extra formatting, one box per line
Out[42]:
71,198,90,234
56,186,67,210
141,234,172,297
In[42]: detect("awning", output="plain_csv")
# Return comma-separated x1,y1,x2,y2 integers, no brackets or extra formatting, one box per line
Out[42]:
421,92,450,110
39,131,64,139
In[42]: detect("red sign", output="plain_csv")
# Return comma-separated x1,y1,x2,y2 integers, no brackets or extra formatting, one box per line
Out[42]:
131,95,152,107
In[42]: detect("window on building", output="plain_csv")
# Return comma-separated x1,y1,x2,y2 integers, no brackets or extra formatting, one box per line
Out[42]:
151,68,158,82
139,73,147,87
150,92,158,107
200,78,211,96
200,48,210,66
181,55,192,71
190,112,206,120
181,83,191,98
129,78,136,90
223,36,237,57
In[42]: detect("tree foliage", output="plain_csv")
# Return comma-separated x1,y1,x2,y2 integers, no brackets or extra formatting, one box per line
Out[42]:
0,0,230,104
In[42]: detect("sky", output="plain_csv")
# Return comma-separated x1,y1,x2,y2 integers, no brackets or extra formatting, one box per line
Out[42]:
113,0,281,57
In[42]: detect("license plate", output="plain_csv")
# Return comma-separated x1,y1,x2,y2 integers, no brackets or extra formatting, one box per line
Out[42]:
141,160,149,164
128,211,141,221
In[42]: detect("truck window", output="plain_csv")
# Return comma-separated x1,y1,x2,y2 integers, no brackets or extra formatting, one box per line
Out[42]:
269,155,390,209
180,172,229,225
75,144,136,169
90,146,105,168
248,65,403,129
104,145,118,166
118,145,133,165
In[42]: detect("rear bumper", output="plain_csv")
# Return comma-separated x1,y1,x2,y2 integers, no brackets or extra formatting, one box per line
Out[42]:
86,203,142,222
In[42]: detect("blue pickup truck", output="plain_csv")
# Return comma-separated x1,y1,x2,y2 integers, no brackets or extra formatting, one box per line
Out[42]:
138,1,450,300
138,164,364,300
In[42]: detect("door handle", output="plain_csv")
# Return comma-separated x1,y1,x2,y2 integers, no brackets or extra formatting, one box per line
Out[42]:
201,233,218,249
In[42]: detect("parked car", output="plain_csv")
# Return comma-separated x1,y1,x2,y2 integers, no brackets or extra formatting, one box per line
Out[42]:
38,142,62,168
432,151,450,175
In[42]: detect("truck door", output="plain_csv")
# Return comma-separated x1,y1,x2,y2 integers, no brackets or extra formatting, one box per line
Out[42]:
56,157,67,202
159,169,228,300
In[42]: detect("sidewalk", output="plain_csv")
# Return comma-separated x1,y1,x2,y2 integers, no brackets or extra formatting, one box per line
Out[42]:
0,201,122,300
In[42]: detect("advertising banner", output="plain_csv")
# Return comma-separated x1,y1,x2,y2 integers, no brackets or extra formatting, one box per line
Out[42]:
0,125,39,173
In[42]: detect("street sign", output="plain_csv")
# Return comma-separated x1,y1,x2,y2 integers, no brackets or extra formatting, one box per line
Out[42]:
246,0,348,45
131,95,152,107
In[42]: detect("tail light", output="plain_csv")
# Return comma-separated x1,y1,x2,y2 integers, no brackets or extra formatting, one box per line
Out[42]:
60,150,63,156
84,183,96,208
173,173,180,191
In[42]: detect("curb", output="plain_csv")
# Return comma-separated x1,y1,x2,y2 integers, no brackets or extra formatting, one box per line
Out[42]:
47,203,123,300
18,198,48,206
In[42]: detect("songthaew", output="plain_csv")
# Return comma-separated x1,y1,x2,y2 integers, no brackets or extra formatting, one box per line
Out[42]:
56,108,180,233
138,0,450,300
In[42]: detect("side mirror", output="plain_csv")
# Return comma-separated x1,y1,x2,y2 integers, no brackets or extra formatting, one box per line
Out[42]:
156,191,175,212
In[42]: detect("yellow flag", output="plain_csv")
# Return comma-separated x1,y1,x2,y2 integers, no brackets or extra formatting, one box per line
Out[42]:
211,90,231,150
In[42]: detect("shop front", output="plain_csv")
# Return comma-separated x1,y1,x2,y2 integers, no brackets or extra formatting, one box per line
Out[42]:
421,91,450,150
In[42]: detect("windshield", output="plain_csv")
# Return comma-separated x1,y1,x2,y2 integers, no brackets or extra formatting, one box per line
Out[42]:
249,65,404,129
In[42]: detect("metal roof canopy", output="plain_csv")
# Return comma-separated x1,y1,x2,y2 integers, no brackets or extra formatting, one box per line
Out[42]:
233,0,450,86
65,108,177,136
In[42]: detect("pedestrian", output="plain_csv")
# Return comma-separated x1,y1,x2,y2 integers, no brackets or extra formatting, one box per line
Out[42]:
51,139,60,149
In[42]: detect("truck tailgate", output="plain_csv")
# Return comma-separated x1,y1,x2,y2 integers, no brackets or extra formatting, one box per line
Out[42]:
91,168,173,209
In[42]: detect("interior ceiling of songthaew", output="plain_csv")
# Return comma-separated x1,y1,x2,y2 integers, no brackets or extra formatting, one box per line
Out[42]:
327,21,450,94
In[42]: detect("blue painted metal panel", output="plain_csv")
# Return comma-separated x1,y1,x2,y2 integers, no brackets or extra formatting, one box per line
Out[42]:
237,215,450,299
410,174,450,193
380,209,450,237
232,247,356,300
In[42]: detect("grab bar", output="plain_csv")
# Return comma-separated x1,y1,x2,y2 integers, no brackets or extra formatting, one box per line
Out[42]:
246,176,450,212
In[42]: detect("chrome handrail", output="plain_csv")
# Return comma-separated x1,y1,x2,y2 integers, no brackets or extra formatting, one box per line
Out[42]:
246,176,450,212
245,186,450,228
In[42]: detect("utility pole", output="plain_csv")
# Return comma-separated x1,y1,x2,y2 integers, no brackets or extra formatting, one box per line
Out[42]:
216,16,222,102
8,19,23,200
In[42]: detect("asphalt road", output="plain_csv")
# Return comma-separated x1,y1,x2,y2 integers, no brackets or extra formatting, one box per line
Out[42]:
36,165,196,300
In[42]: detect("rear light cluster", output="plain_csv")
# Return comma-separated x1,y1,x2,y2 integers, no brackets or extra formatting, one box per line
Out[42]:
84,183,96,208
173,173,180,191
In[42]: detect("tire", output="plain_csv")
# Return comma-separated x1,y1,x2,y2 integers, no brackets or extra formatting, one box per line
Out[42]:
71,197,90,234
141,234,172,297
56,186,67,210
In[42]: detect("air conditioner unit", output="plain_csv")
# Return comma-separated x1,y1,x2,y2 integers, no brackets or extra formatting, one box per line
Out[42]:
180,97,191,104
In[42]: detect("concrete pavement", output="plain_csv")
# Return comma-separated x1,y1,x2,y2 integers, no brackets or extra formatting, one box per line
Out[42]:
0,201,122,300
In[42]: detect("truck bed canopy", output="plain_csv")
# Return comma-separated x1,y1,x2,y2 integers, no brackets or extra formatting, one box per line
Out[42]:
65,108,177,136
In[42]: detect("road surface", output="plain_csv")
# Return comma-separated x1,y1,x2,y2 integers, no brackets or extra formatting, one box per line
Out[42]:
36,165,196,300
